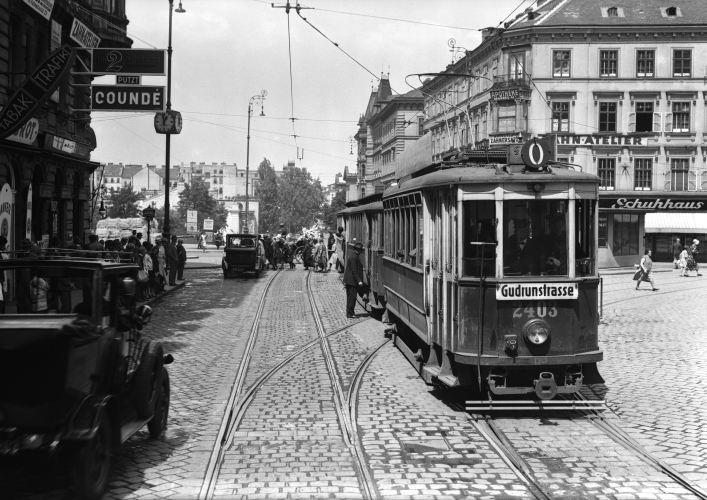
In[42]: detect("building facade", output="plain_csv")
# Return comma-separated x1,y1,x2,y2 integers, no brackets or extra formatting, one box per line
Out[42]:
421,0,707,266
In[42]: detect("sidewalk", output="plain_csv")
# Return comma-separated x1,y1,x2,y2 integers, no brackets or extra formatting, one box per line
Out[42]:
599,261,677,275
136,277,186,306
182,242,222,269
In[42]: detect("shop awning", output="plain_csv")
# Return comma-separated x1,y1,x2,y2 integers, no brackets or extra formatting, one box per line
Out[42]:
645,212,707,233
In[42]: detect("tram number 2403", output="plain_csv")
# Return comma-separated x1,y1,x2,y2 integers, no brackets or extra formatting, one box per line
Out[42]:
511,300,558,319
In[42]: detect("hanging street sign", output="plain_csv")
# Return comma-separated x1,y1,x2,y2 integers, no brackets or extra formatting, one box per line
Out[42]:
116,75,141,85
7,118,39,146
23,0,54,20
70,18,101,48
0,44,75,140
91,85,166,112
91,48,166,75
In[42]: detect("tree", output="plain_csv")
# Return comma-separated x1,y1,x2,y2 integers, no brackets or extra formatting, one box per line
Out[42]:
177,178,218,229
322,189,346,230
278,165,326,234
154,207,180,233
257,158,279,233
213,202,229,230
107,185,143,218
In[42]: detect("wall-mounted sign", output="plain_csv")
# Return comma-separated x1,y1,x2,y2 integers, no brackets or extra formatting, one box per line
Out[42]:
0,44,75,140
490,89,523,101
70,18,101,48
0,184,12,250
490,133,524,144
23,0,54,20
116,75,141,85
91,85,165,112
43,133,91,159
187,210,197,223
91,49,166,75
51,20,62,51
555,134,645,146
600,197,707,211
7,118,39,145
26,184,33,241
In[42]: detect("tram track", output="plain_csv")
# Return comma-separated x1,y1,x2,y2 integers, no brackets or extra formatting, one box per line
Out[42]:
197,270,386,499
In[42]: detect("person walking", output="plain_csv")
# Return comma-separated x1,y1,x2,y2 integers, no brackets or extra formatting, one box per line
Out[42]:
166,235,179,286
314,238,327,272
672,238,683,269
679,246,689,277
177,238,187,280
142,245,155,298
328,240,339,272
635,249,658,291
303,238,314,270
343,241,364,318
334,227,346,273
198,232,207,252
685,239,702,277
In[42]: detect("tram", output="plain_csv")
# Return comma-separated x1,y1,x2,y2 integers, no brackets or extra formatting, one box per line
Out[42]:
340,137,603,399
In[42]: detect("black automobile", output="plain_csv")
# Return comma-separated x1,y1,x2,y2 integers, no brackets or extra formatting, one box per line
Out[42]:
222,233,263,279
0,251,172,500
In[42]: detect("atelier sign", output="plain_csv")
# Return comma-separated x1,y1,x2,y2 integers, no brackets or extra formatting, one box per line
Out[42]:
0,44,75,140
91,85,165,112
70,18,101,48
23,0,54,20
7,118,39,145
116,75,141,85
91,49,166,75
600,197,707,211
556,134,645,146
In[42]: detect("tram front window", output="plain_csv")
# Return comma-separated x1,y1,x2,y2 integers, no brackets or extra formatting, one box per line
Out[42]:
503,200,568,276
462,201,496,277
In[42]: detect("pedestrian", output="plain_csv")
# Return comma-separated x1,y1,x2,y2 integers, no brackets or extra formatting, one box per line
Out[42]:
87,234,105,256
257,235,266,271
679,246,689,277
177,238,187,280
672,238,683,269
327,231,335,251
635,249,658,291
264,234,274,269
198,231,207,252
303,238,314,270
313,238,327,272
685,239,702,277
150,242,164,294
343,241,365,318
0,235,7,314
166,235,179,286
334,227,346,273
142,244,155,298
328,240,339,272
155,237,167,289
285,237,296,270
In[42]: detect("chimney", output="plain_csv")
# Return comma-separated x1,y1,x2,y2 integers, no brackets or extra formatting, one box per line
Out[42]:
481,27,495,41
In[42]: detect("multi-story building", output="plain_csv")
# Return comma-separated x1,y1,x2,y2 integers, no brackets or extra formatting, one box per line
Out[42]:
323,173,347,204
421,0,707,266
0,0,131,250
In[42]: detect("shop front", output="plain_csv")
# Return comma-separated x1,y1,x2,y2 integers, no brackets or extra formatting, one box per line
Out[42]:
599,193,707,267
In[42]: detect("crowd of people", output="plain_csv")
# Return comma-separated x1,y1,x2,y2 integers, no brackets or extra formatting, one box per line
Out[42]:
258,226,347,273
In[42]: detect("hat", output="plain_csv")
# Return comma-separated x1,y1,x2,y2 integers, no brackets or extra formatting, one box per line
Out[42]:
354,242,363,251
171,235,177,241
694,239,700,244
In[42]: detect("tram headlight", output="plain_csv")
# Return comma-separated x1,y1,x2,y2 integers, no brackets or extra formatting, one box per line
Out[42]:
523,319,550,345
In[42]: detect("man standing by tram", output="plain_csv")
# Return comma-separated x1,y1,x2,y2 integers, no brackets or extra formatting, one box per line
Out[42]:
343,241,364,318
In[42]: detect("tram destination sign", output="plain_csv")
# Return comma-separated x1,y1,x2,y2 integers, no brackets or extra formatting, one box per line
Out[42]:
91,85,165,112
496,283,578,301
91,48,166,75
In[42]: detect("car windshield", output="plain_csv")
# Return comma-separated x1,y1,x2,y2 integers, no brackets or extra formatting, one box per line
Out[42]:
227,236,255,247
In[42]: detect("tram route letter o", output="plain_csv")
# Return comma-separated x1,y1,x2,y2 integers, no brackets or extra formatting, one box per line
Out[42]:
520,138,553,170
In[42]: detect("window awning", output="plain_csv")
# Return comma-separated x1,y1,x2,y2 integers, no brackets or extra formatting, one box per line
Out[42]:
645,212,707,233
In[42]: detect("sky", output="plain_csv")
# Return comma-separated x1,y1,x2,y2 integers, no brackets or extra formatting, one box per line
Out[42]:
91,0,536,185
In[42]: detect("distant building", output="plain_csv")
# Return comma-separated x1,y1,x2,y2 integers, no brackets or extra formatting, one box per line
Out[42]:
324,173,347,204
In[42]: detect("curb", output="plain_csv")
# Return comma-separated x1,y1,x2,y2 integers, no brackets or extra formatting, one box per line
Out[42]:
137,279,187,307
184,265,221,270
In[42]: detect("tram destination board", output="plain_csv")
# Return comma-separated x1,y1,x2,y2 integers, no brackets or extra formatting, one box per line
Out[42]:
91,85,165,112
91,48,166,75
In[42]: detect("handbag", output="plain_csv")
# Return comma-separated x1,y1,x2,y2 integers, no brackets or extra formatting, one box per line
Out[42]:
137,269,149,283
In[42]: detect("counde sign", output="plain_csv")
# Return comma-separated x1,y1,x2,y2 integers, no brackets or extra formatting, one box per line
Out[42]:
0,44,75,140
91,85,165,112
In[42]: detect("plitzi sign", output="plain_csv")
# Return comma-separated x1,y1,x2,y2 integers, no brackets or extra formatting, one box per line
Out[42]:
70,18,101,48
600,197,707,211
91,85,165,112
0,44,75,140
556,134,645,146
496,282,578,300
91,49,166,75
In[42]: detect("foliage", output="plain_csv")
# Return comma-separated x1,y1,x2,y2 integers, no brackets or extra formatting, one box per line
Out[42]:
257,158,279,233
321,189,346,230
107,185,143,218
277,164,326,235
213,202,229,230
154,207,181,232
177,178,218,229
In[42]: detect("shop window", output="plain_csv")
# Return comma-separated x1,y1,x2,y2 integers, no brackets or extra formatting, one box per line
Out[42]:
600,50,618,78
671,158,691,191
673,50,691,77
598,213,608,247
630,102,654,132
598,158,616,190
613,213,639,256
599,102,617,132
634,158,653,190
668,102,690,132
636,50,654,78
462,200,495,277
498,103,516,133
553,50,571,78
551,102,570,132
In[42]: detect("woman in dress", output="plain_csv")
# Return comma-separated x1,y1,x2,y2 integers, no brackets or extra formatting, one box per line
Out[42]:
685,239,702,277
303,238,315,270
635,249,658,291
334,227,346,273
313,238,327,272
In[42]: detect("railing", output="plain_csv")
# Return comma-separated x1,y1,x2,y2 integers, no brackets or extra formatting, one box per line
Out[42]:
492,74,531,89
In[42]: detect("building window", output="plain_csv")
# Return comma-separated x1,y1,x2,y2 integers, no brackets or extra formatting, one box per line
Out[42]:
667,6,677,16
553,50,571,78
613,213,639,255
598,158,615,190
673,50,691,77
509,52,525,82
607,7,618,16
598,213,608,247
498,103,516,133
600,50,618,77
599,102,617,132
551,102,569,132
633,102,654,132
634,158,653,190
361,188,366,198
671,158,690,191
671,102,690,132
636,50,655,78
492,58,498,82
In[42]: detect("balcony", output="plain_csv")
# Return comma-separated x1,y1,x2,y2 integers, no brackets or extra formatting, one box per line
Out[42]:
492,74,531,90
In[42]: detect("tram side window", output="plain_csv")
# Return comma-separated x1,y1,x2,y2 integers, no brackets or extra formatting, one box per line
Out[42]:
462,201,496,277
575,200,596,276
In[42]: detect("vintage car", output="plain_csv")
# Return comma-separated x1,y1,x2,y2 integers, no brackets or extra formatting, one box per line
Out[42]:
0,252,172,500
222,233,263,279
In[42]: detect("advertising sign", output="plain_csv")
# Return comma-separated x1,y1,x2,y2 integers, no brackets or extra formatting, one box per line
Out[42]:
203,219,214,231
0,184,12,249
187,210,197,222
51,20,62,51
186,223,198,233
116,75,141,85
490,133,524,144
599,197,707,211
555,134,645,146
91,85,165,112
91,49,166,75
70,18,101,48
26,184,32,241
496,282,578,301
23,0,54,20
0,44,75,140
490,89,522,101
7,118,39,145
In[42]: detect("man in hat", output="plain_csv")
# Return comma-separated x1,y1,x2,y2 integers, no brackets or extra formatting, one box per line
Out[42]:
543,213,568,275
505,218,538,275
177,238,187,280
166,235,179,286
343,241,364,318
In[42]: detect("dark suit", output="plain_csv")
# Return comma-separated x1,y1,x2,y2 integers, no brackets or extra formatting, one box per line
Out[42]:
505,235,539,275
166,242,179,285
343,250,363,317
177,243,187,279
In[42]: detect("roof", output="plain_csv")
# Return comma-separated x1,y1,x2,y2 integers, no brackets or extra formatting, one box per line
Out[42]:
121,165,143,179
103,163,124,177
508,0,707,29
343,201,384,215
385,165,599,197
645,212,707,233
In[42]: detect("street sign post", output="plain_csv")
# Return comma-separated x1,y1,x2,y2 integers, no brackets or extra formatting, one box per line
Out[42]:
91,85,165,112
91,48,166,75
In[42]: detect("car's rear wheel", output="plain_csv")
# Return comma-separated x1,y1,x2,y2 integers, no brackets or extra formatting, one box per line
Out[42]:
72,413,112,500
148,367,170,438
133,342,164,418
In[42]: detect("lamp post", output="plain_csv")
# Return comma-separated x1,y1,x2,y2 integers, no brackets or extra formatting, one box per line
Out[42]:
162,0,186,240
244,90,267,233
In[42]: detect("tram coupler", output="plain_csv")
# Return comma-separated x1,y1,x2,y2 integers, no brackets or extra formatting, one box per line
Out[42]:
534,372,558,400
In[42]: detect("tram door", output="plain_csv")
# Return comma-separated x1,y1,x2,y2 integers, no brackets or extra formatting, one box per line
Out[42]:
430,191,443,346
442,190,457,351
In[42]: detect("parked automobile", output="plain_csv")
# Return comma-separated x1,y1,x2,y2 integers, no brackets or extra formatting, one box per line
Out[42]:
0,251,172,500
222,234,263,279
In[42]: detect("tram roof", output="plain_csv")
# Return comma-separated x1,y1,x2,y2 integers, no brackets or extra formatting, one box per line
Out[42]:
384,166,599,197
339,201,383,215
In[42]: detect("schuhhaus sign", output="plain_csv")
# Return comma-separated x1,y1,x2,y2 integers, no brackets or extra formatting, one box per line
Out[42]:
600,197,707,211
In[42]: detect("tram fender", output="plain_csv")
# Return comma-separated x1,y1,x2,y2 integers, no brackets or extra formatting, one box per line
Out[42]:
582,362,604,384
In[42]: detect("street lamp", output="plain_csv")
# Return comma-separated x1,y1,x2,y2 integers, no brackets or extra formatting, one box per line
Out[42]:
162,0,185,240
244,90,267,234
